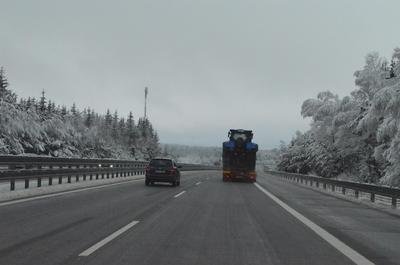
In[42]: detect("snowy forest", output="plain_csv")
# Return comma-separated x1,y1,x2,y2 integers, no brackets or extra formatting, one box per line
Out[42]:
0,67,160,160
278,48,400,186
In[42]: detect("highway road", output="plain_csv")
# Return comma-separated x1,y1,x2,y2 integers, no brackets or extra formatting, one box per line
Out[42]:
0,170,399,265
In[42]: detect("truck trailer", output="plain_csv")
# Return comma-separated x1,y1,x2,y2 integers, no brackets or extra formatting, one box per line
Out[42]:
222,129,258,182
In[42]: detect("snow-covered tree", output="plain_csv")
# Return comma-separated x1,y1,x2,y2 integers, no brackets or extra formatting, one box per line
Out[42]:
0,66,160,160
278,47,400,185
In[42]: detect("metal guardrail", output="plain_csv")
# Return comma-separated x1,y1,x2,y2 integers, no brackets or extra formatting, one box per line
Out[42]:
0,156,219,191
0,156,148,191
264,169,400,209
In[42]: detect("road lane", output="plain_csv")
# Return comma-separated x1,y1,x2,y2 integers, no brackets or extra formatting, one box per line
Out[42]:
1,170,399,265
254,182,373,265
0,171,208,265
75,172,353,265
256,172,400,265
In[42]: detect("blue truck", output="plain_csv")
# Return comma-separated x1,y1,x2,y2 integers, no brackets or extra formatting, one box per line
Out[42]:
222,129,258,182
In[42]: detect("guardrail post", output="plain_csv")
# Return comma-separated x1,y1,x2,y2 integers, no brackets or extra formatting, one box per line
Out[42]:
68,176,71,183
58,176,62,184
107,173,110,179
76,175,79,182
392,197,397,209
96,173,99,180
37,177,41,187
48,177,53,186
90,174,93,180
10,179,15,191
83,174,86,181
25,178,29,189
370,193,375,202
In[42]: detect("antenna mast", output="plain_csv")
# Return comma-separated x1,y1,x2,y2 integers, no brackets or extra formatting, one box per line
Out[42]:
144,87,148,118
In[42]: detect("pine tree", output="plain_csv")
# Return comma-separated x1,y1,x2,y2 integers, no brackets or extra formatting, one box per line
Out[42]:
118,118,126,143
47,100,53,114
105,109,112,128
85,107,93,127
26,97,32,110
126,111,137,147
61,105,68,117
71,103,78,116
112,111,119,139
0,67,16,103
39,90,47,113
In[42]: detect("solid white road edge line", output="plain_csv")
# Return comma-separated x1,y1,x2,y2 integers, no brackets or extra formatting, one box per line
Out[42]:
79,220,140,257
0,178,144,207
174,190,186,198
195,181,202,185
254,183,374,265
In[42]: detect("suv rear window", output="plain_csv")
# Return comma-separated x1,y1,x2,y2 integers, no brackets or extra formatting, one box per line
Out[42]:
150,159,173,167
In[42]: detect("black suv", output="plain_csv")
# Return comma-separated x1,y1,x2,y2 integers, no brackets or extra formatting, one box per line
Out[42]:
145,158,181,186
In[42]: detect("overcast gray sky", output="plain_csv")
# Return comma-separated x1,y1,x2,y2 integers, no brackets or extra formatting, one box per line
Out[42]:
1,0,399,148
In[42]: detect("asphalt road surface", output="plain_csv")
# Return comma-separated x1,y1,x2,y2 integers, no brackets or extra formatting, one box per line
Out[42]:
1,170,399,265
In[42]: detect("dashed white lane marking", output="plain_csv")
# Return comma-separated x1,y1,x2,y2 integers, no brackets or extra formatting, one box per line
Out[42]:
173,190,186,198
0,178,144,207
254,183,374,265
195,181,202,186
79,220,140,256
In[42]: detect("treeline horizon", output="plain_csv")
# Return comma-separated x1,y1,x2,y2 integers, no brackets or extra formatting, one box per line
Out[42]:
0,67,160,160
278,47,400,186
